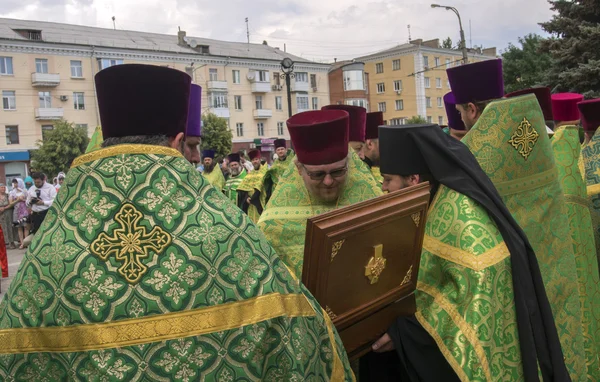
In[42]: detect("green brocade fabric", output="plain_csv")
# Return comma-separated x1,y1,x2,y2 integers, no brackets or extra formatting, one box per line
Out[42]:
202,168,226,192
265,151,296,190
224,169,247,204
0,145,354,381
417,185,523,381
237,165,268,223
258,152,383,277
370,166,383,186
581,126,600,273
552,126,600,379
462,94,588,380
85,126,104,153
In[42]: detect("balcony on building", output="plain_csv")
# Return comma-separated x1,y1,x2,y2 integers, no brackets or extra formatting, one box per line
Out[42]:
207,81,228,91
253,109,273,119
35,108,64,120
251,81,272,93
291,81,310,92
210,108,230,119
31,73,60,87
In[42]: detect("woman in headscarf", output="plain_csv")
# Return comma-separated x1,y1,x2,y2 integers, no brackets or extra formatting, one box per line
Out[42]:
9,178,29,249
0,183,17,249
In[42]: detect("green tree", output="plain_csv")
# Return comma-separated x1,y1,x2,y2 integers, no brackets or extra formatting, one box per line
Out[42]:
407,116,427,124
502,34,552,93
201,113,233,159
540,0,600,97
442,37,453,49
30,120,89,178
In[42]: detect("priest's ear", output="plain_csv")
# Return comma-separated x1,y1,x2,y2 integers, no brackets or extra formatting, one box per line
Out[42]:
169,132,185,153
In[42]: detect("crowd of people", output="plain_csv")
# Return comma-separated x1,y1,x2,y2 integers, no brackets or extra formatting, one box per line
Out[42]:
0,59,598,381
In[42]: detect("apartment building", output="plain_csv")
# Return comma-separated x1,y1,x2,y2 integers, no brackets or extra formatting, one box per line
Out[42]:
0,18,330,180
328,60,369,110
339,39,496,125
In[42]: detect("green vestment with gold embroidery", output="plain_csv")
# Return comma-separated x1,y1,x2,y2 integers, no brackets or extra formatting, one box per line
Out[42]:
0,145,354,381
581,126,600,273
462,94,588,380
237,165,268,224
370,166,383,186
265,151,296,191
258,152,382,277
417,184,524,381
202,167,226,192
224,169,247,204
552,126,600,378
85,126,104,153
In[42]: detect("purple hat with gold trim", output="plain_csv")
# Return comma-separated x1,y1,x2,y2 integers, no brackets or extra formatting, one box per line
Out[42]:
447,59,504,105
186,84,202,137
443,92,465,131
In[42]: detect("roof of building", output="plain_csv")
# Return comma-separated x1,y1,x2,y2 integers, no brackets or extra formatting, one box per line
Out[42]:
356,42,495,62
0,17,315,64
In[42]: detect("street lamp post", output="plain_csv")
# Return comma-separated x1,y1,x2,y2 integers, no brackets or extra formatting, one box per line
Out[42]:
431,4,468,64
280,58,295,119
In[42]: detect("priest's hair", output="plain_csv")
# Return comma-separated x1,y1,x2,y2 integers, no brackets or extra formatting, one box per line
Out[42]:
102,135,170,148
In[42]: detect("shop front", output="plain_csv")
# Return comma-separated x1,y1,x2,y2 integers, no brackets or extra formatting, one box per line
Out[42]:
0,151,30,184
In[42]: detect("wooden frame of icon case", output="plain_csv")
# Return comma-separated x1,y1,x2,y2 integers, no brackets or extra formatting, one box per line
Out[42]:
302,183,430,360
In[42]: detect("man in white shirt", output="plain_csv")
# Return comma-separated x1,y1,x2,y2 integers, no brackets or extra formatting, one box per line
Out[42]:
26,172,57,233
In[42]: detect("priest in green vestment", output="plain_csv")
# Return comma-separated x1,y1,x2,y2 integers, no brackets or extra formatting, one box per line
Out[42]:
361,111,384,186
448,59,589,380
224,153,247,203
201,149,226,191
258,110,382,277
0,64,354,381
263,139,295,195
237,149,268,223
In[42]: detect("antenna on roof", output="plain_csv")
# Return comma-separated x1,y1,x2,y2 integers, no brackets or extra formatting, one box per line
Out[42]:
469,19,472,48
112,16,116,30
245,17,250,51
407,24,411,42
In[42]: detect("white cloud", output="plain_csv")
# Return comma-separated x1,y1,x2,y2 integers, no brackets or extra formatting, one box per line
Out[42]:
1,0,555,62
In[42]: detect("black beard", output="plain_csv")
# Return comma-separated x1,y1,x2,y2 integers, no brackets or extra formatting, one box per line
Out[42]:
279,155,287,161
204,163,215,172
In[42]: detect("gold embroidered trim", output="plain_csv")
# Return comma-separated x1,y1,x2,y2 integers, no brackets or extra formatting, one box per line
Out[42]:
417,283,493,381
72,144,182,168
0,293,315,354
587,183,600,197
331,239,345,262
564,194,590,208
411,213,421,227
322,308,352,381
422,235,510,272
400,265,413,286
508,117,539,160
494,168,557,197
415,311,470,382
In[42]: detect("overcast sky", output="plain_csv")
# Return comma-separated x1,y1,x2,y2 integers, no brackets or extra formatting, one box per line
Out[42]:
1,0,555,62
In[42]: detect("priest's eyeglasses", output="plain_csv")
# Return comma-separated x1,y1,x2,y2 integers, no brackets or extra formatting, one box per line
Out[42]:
301,164,348,181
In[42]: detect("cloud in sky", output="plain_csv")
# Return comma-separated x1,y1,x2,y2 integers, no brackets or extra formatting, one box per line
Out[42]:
1,0,555,62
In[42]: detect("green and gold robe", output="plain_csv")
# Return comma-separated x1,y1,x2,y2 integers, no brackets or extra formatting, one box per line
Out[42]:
0,144,354,381
237,165,268,223
265,150,295,191
85,126,104,153
552,126,600,378
224,168,247,204
258,153,382,277
462,94,588,380
202,167,226,192
581,126,600,273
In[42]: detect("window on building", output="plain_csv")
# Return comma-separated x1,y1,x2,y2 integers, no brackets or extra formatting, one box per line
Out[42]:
5,125,19,145
39,91,51,108
0,57,13,75
447,79,451,89
346,99,368,108
312,97,318,110
393,80,402,92
436,78,442,88
232,70,241,84
423,56,429,67
275,96,282,111
438,116,444,125
378,102,386,112
310,74,317,89
426,97,432,108
75,124,88,131
2,91,16,110
393,59,401,71
210,92,228,108
70,60,83,78
376,83,385,93
209,68,218,81
277,122,285,135
427,116,433,123
395,99,404,111
434,57,440,67
41,125,54,140
297,95,309,110
35,58,48,74
295,72,308,83
343,70,365,91
375,63,384,73
424,77,430,88
257,122,265,136
389,118,400,126
73,92,85,110
98,59,123,70
255,95,263,110
273,72,281,86
236,123,244,137
437,97,443,107
258,70,269,82
445,58,451,68
234,95,242,110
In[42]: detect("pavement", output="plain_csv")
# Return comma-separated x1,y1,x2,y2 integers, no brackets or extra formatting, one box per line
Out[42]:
0,247,26,301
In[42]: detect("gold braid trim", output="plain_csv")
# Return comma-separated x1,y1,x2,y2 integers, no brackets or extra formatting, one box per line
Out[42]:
493,167,557,197
422,235,510,272
564,194,591,208
72,144,183,168
322,308,354,382
0,293,314,354
587,183,600,197
417,282,493,381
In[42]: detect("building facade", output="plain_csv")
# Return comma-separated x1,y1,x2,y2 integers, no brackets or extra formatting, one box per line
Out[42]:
328,61,369,110
0,18,330,180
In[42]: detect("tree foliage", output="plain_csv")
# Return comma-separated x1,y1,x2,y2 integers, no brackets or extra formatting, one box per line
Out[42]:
201,113,233,159
501,34,553,93
407,116,428,124
540,0,600,97
442,37,453,49
30,120,89,179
